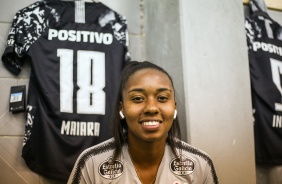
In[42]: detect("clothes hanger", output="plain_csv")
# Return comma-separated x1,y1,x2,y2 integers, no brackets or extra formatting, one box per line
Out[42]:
244,0,282,12
251,0,268,13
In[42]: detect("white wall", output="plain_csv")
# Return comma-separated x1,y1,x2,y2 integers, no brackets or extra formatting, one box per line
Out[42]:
180,0,256,183
145,0,257,183
144,0,188,141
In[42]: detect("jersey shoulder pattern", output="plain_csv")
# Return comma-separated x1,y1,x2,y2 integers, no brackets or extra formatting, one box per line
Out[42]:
2,0,129,75
6,1,60,57
2,1,58,74
71,138,116,183
175,140,219,184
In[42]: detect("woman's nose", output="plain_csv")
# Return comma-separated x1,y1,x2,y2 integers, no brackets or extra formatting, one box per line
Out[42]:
144,98,159,115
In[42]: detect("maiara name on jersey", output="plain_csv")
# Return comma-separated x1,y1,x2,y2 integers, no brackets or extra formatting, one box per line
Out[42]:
48,29,113,44
61,120,100,136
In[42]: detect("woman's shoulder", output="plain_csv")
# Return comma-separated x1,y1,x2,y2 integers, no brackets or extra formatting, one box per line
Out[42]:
174,139,214,165
171,139,218,183
77,138,116,161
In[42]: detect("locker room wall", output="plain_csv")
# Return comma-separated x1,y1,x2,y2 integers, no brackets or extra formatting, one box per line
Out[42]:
179,0,256,182
144,0,256,183
143,0,188,143
0,0,143,183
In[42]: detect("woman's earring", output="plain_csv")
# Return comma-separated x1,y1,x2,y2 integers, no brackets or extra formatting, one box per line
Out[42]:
119,111,125,119
173,110,177,120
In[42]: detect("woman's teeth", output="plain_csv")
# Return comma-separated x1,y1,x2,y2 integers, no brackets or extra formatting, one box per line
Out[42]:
142,121,160,126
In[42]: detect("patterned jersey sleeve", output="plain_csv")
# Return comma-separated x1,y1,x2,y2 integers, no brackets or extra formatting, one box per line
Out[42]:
2,1,48,75
245,17,260,52
98,9,131,62
2,11,26,75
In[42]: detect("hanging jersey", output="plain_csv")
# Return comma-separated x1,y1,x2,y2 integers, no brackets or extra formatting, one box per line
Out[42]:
245,0,282,164
2,0,130,180
67,138,219,184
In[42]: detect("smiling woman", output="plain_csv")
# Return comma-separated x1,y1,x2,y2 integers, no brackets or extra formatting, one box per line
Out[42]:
68,61,219,184
121,67,176,143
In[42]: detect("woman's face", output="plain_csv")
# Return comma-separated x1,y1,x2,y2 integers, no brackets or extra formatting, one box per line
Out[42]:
120,68,176,143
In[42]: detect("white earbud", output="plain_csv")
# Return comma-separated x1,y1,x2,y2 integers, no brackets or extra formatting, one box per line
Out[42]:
173,110,177,120
119,111,125,119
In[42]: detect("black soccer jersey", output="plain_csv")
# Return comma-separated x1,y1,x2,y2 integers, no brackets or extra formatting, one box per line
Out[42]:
2,0,129,180
245,0,282,164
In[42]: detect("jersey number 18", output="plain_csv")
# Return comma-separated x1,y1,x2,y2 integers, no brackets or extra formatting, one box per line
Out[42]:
57,49,106,115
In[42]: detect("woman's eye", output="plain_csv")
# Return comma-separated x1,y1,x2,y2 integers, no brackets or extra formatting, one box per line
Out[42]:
158,96,168,102
132,96,144,102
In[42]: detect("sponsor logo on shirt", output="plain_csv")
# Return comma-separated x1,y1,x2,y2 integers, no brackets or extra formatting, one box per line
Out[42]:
251,41,282,56
170,155,195,175
48,29,113,45
99,157,124,179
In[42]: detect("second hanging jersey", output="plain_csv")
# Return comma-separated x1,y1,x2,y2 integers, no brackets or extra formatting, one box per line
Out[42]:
2,0,130,180
245,0,282,165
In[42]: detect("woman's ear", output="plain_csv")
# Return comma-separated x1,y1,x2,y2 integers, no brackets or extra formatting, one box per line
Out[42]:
173,109,177,120
173,102,177,120
119,111,125,119
119,102,124,119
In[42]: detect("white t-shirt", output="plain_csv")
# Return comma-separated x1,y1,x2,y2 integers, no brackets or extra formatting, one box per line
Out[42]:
68,138,218,184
